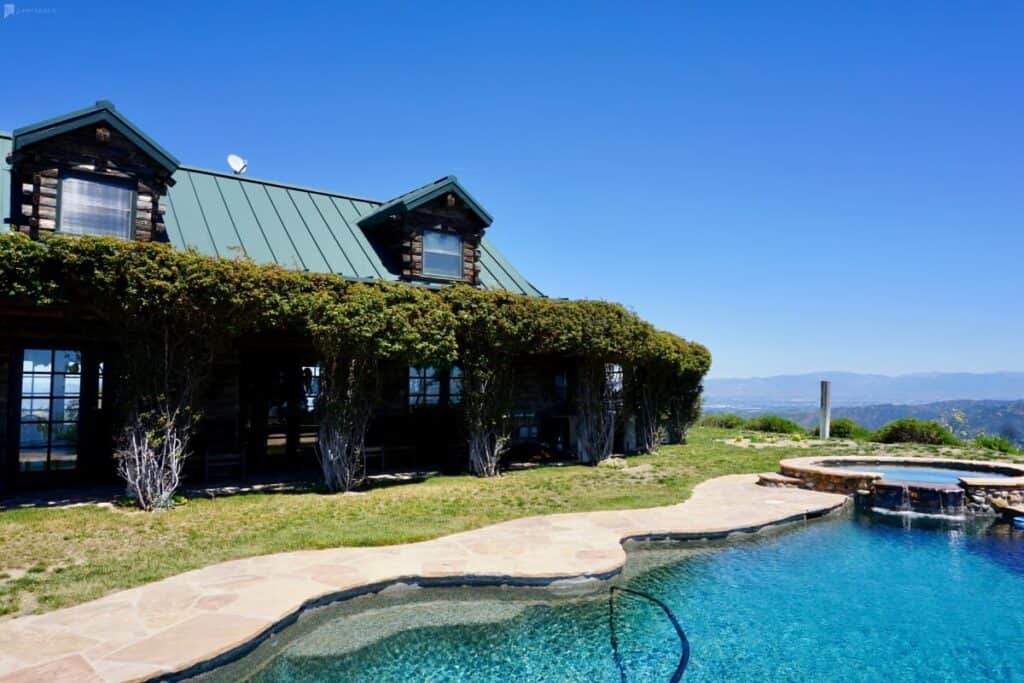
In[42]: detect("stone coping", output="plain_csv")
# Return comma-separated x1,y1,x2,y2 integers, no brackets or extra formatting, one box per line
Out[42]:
0,474,846,683
780,455,1024,488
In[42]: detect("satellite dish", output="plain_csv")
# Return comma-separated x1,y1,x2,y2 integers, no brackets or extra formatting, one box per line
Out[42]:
227,154,248,175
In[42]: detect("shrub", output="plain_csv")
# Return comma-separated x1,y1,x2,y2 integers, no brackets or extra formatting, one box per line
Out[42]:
972,434,1022,455
814,417,871,439
745,415,805,435
872,419,960,446
700,413,747,429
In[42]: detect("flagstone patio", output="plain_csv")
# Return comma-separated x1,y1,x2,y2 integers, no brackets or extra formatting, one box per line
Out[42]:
0,474,847,682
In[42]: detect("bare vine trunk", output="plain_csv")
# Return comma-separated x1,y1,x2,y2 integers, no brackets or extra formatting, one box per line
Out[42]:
114,323,199,510
116,410,189,510
575,360,618,464
317,356,376,492
635,378,661,454
463,358,513,477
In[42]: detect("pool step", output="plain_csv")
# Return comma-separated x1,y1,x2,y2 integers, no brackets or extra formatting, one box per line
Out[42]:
757,472,805,488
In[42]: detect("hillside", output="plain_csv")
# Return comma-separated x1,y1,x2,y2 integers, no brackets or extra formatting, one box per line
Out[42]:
785,400,1024,444
705,371,1024,408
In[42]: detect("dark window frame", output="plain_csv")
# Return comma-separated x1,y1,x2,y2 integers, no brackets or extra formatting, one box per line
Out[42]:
56,170,137,241
17,348,83,474
408,366,462,408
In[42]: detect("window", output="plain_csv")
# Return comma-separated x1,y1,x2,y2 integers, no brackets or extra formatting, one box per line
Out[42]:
19,349,81,472
511,411,539,442
301,365,321,414
96,361,105,410
449,366,463,405
408,366,441,406
607,364,624,394
407,366,462,407
606,363,624,410
59,174,134,239
422,229,463,279
554,369,568,402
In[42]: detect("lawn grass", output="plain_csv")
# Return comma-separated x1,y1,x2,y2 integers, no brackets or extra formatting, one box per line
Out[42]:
0,427,1017,618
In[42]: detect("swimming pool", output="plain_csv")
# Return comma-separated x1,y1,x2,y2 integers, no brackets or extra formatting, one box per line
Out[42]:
197,513,1024,682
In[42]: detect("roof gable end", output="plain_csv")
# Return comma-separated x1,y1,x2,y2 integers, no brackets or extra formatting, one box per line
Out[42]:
357,175,493,229
12,100,179,175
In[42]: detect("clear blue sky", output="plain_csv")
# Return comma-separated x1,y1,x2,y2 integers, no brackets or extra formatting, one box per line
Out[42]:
5,1,1022,377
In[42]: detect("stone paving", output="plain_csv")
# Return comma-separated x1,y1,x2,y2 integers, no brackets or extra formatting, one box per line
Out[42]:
0,474,847,682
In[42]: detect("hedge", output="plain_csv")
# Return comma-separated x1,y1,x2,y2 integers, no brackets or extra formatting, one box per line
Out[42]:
745,415,806,435
871,418,960,446
813,417,871,439
699,413,747,429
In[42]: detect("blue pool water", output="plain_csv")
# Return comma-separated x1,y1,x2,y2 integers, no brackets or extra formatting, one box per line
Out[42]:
834,464,1010,484
201,514,1024,682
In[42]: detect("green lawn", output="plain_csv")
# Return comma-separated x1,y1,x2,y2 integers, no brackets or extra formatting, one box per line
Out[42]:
0,427,1013,618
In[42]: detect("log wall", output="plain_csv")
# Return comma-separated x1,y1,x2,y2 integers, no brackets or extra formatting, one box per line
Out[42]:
10,124,170,242
393,194,483,285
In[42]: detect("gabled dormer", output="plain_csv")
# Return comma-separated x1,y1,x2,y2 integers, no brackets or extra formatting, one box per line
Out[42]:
7,100,179,242
358,176,492,286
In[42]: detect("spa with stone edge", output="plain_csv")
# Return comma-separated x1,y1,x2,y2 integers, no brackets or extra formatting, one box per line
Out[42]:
766,456,1024,517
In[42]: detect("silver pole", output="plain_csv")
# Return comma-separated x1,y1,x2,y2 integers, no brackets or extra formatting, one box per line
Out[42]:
820,380,831,439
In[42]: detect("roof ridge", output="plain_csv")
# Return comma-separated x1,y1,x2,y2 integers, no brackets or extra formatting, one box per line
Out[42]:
176,165,383,205
381,174,456,204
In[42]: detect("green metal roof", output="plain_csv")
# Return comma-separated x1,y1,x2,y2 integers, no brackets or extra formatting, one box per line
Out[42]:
12,101,179,175
163,167,543,296
1,101,540,297
358,175,494,229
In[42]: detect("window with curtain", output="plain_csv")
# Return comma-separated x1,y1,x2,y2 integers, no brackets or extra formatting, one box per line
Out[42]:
422,229,463,278
59,174,134,239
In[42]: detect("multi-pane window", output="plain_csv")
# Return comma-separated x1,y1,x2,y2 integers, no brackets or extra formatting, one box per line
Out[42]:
511,411,539,442
408,366,442,406
19,349,81,472
60,174,134,239
407,366,463,407
448,366,463,405
606,363,624,410
422,229,463,279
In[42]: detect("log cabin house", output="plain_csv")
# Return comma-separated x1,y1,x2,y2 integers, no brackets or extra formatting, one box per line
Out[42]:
0,101,603,494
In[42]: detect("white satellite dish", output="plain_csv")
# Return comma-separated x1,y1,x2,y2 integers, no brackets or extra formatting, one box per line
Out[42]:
227,154,248,175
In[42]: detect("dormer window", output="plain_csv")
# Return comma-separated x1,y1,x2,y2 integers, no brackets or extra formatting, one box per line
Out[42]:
59,174,134,239
422,229,463,279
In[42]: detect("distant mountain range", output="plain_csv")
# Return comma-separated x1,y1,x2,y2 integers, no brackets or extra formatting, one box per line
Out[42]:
704,371,1024,409
702,372,1024,446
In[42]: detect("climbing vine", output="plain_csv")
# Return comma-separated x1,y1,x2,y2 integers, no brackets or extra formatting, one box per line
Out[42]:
0,233,711,495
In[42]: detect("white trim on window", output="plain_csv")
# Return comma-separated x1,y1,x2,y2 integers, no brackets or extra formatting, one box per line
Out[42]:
422,229,463,279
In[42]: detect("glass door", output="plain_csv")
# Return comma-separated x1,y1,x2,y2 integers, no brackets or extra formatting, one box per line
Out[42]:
18,349,83,474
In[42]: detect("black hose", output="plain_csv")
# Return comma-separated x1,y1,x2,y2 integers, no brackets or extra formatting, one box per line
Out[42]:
608,585,690,682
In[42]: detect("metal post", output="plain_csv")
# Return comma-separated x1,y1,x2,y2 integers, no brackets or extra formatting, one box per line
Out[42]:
820,380,831,439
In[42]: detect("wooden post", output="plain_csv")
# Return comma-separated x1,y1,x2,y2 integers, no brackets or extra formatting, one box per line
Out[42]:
820,380,831,439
